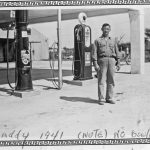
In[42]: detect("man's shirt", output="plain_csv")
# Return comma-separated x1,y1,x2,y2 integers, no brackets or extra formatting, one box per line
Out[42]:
92,36,120,61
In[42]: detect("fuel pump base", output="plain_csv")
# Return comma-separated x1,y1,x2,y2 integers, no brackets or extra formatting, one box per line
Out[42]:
73,76,93,81
9,90,40,98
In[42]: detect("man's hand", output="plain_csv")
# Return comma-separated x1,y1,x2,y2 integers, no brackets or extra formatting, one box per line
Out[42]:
94,65,100,72
93,61,100,72
116,59,121,71
116,65,121,71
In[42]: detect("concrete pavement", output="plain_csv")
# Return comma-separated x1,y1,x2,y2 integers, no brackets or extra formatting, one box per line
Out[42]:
0,61,150,150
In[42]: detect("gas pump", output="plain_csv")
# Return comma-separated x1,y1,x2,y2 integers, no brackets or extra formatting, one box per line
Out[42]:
0,10,33,91
73,13,93,80
15,10,33,91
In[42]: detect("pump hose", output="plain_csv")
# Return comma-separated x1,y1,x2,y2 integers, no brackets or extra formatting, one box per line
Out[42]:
6,28,17,90
48,41,60,89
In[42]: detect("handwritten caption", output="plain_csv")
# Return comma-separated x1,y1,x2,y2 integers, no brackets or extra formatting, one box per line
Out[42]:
0,128,150,141
0,129,64,141
77,128,150,139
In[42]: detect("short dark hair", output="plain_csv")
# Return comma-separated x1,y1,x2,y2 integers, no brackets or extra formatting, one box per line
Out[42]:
102,23,111,28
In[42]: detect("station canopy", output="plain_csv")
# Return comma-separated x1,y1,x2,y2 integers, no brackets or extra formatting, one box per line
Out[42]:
0,8,134,25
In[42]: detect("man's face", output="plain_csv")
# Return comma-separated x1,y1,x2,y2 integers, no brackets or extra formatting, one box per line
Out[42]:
101,25,111,37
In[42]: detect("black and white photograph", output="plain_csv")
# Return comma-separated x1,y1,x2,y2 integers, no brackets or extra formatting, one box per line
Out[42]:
0,0,150,150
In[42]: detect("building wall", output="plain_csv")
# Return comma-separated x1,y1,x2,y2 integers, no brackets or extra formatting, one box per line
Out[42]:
0,29,14,62
28,28,49,61
0,27,49,62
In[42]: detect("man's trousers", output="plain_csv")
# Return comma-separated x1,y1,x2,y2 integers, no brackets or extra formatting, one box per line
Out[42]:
97,57,116,100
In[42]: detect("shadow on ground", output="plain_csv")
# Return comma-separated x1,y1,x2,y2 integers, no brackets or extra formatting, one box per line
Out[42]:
116,71,131,74
34,84,58,90
60,96,99,104
0,87,14,96
0,68,72,85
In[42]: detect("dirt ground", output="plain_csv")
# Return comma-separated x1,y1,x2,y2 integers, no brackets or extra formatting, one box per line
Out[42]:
0,61,150,150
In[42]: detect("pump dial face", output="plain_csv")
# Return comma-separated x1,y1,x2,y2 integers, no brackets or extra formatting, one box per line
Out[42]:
85,27,90,47
21,49,30,65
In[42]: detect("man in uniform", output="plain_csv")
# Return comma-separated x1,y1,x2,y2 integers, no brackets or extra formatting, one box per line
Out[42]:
93,23,120,105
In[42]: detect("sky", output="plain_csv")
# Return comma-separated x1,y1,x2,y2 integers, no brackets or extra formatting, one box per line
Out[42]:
29,8,150,49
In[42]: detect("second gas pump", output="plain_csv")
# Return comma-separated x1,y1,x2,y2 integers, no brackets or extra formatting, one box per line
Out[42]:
73,13,93,80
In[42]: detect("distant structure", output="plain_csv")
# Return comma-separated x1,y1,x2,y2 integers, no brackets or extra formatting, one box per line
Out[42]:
0,29,14,62
0,27,49,62
145,37,150,62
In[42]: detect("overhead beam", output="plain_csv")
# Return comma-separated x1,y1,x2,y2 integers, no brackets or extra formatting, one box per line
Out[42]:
29,9,130,24
0,8,133,25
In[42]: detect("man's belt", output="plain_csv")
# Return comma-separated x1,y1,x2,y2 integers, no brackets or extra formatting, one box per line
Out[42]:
99,55,116,59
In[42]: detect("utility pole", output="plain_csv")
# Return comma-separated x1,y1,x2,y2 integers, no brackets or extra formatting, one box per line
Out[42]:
57,9,63,89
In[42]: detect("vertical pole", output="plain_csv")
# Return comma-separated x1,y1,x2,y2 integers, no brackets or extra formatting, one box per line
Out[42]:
129,9,145,74
57,9,63,89
29,42,32,69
